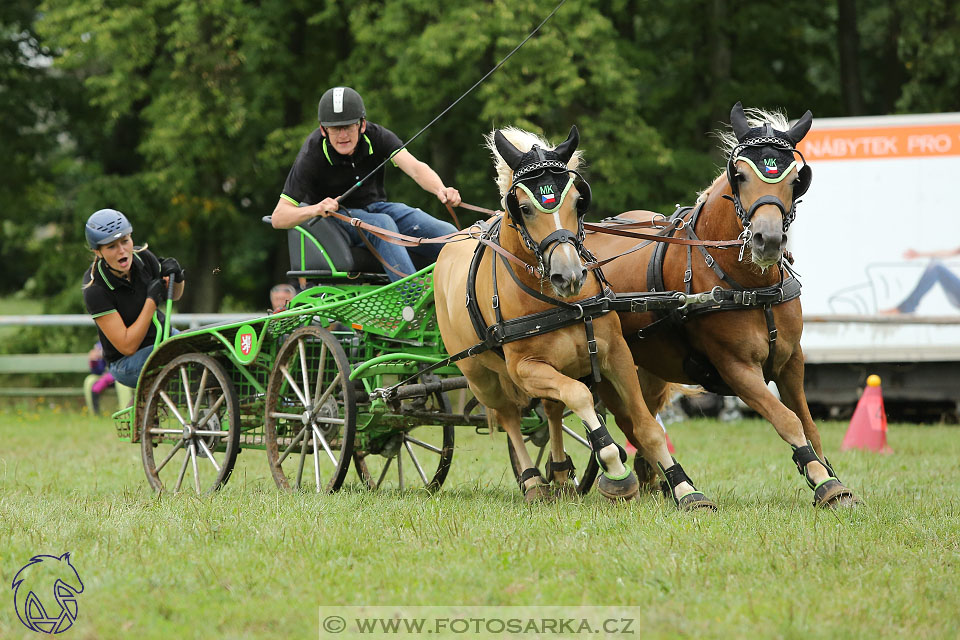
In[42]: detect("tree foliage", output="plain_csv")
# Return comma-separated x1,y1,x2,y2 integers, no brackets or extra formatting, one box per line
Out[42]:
2,0,958,327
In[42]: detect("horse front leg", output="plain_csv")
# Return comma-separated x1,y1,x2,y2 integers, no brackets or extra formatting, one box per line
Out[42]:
715,357,857,508
513,360,639,501
776,349,859,506
600,341,716,510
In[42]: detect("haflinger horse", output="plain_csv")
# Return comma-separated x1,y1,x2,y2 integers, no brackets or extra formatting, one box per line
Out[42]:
585,102,858,508
434,125,716,510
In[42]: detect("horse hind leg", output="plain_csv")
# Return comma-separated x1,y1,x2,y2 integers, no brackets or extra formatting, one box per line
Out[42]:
542,399,579,499
596,378,659,492
495,405,550,502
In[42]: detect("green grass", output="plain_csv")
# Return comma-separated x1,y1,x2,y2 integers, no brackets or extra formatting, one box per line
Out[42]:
1,408,958,639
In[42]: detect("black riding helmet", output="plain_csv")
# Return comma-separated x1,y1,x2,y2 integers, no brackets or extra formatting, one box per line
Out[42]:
318,87,366,127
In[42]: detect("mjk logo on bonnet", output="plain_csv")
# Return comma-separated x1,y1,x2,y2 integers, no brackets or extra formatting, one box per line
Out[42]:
540,185,556,205
763,157,779,176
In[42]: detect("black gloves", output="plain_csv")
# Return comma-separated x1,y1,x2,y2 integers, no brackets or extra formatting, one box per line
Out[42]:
160,257,185,283
146,279,167,306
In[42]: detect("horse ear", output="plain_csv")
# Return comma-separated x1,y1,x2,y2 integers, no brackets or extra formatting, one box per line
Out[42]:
494,130,524,170
730,101,750,141
786,110,813,144
553,125,580,164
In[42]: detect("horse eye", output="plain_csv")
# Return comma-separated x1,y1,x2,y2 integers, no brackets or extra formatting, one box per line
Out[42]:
735,172,747,183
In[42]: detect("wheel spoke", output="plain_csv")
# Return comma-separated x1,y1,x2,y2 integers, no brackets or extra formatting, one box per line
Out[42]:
280,364,308,407
312,426,338,466
174,443,190,492
148,428,187,435
295,431,309,490
376,457,392,489
311,431,322,492
397,451,404,491
189,441,201,494
159,391,189,427
313,342,328,412
179,365,195,424
298,339,311,407
405,435,442,454
270,411,304,421
278,426,308,464
196,438,221,472
312,373,342,413
403,439,430,485
155,439,185,473
192,367,209,423
194,429,226,437
562,423,591,448
313,415,345,426
197,395,226,429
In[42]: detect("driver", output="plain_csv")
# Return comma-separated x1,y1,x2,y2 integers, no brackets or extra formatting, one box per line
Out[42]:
269,86,460,281
81,209,185,388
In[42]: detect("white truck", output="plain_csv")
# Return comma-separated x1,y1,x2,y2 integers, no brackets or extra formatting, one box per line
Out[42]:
791,112,960,418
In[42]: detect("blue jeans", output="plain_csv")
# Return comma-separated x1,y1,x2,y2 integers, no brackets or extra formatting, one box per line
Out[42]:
109,329,179,388
336,202,457,282
897,261,960,312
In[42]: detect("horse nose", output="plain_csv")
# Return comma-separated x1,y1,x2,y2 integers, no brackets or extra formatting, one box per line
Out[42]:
752,231,786,255
549,267,587,296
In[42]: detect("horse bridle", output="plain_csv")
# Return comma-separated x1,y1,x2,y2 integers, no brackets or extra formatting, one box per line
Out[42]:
724,132,812,234
504,148,594,276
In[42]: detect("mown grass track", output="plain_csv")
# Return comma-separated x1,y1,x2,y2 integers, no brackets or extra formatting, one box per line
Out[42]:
1,405,958,639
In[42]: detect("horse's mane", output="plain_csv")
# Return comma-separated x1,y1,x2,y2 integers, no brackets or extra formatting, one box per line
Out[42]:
697,107,791,204
484,127,584,200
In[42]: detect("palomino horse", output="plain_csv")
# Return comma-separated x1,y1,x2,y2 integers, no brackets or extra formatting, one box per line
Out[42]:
586,102,858,508
434,126,716,510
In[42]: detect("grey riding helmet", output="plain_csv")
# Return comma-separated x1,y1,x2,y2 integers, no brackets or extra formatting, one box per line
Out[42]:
85,208,133,248
318,87,366,126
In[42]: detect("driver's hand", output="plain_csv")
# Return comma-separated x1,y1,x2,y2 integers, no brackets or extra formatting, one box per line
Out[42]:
316,198,340,218
437,186,461,207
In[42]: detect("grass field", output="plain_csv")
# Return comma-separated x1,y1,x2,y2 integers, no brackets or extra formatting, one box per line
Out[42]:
1,406,958,639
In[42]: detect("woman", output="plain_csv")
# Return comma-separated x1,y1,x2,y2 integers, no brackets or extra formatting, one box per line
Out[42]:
81,209,185,388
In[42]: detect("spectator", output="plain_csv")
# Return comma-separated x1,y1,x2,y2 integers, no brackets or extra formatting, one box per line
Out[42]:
270,283,297,313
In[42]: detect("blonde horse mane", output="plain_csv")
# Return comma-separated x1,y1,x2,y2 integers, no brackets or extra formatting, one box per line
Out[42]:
484,127,584,205
697,107,791,204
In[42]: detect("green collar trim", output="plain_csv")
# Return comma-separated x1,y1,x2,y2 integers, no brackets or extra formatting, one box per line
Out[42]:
514,177,575,214
735,156,798,184
96,260,115,291
323,134,374,165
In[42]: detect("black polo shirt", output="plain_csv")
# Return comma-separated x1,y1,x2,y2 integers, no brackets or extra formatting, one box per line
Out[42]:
82,249,163,364
280,122,403,209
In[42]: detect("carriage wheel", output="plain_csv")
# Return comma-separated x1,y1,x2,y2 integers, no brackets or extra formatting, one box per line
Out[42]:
505,400,600,496
352,374,454,492
141,353,241,494
264,326,355,492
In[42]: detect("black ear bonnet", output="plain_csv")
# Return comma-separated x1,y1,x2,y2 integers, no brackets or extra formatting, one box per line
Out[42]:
726,102,814,229
494,127,591,226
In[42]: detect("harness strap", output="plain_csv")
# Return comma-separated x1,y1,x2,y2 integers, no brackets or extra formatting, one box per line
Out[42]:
584,316,601,384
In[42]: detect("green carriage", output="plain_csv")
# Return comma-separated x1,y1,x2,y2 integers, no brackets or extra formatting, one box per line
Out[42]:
114,217,599,494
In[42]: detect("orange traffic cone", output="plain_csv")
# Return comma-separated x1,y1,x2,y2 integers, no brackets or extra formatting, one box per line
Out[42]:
841,374,892,454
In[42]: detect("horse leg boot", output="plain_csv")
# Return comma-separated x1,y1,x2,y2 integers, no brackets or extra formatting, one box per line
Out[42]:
716,359,856,508
596,379,659,492
496,406,550,502
543,399,578,498
512,360,638,501
598,343,715,510
776,352,858,507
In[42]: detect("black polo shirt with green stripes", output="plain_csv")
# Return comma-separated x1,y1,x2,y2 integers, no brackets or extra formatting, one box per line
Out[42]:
280,122,403,209
82,249,163,364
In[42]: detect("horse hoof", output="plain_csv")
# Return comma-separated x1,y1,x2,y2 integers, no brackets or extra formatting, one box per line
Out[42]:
597,471,639,501
814,479,859,508
552,482,580,500
677,491,718,512
524,483,552,503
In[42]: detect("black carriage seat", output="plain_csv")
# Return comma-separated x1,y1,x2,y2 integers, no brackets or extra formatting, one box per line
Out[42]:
262,213,432,285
